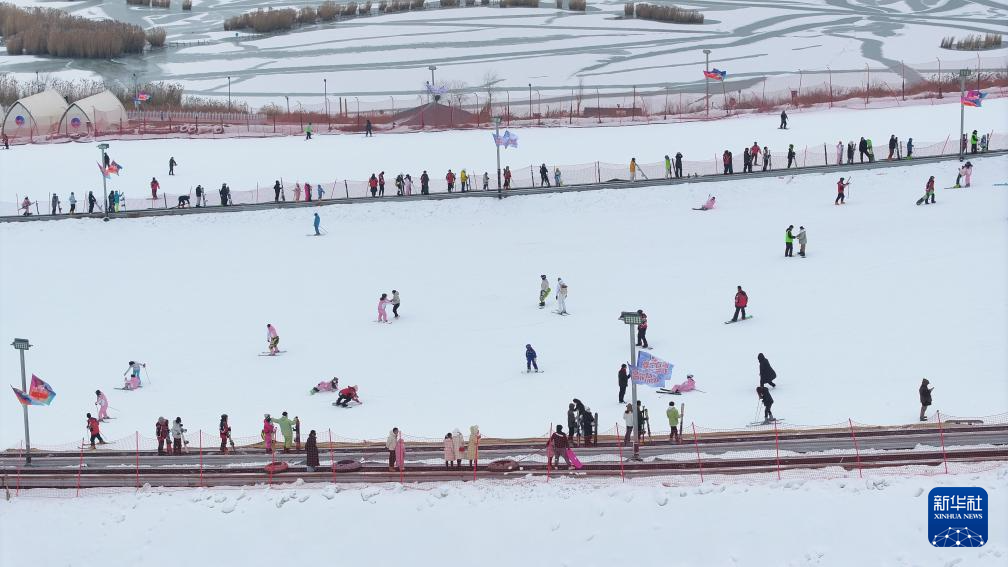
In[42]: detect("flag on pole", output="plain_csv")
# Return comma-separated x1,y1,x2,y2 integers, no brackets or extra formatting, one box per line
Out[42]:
11,374,56,406
703,68,727,81
492,130,519,149
108,160,122,175
630,351,674,389
961,90,986,107
134,92,150,103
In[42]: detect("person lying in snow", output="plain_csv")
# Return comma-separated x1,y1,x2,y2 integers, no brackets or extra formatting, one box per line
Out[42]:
311,377,339,395
693,196,716,211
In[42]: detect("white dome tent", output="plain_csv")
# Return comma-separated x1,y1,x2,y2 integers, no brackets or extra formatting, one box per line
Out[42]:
1,89,69,139
57,90,128,136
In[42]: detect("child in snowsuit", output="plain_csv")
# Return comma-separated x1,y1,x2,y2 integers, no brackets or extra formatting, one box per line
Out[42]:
123,361,143,390
378,293,392,323
756,386,774,422
636,310,648,348
87,413,105,448
539,274,550,307
525,344,539,372
95,390,109,421
171,417,187,455
391,290,401,318
266,324,280,354
272,412,295,453
335,385,360,407
311,377,339,395
262,415,275,453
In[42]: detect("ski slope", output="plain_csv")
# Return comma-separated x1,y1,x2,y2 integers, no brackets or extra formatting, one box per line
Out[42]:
1,153,1005,448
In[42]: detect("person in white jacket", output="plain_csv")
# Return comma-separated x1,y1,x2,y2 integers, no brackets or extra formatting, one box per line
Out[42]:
836,141,843,166
170,417,187,455
386,427,400,471
556,277,568,315
539,274,550,308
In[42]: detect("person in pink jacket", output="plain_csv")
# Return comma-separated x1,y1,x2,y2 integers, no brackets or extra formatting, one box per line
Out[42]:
262,414,276,452
694,196,716,211
669,375,696,394
294,182,302,202
94,390,109,421
377,293,392,323
266,323,280,354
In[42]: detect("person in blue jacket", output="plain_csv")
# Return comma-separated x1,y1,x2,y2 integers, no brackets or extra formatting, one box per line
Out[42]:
525,344,539,373
313,212,321,236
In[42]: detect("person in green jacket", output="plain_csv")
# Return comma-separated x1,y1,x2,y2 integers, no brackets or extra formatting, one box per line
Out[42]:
305,122,313,141
272,411,295,452
970,130,978,154
785,225,795,257
664,155,672,179
666,401,681,443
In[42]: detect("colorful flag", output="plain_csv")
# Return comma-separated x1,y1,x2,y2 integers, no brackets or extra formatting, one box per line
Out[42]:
108,160,122,175
631,351,674,389
11,374,56,406
492,130,519,149
961,90,986,107
98,162,109,178
135,92,150,102
703,68,727,81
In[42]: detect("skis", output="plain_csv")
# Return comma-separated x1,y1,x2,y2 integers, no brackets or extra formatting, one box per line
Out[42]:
114,386,141,391
259,350,287,356
724,315,753,324
523,369,544,374
553,311,570,316
331,402,357,408
747,418,783,427
657,388,705,395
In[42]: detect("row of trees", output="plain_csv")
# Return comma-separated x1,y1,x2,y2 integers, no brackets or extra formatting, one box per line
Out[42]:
0,2,164,58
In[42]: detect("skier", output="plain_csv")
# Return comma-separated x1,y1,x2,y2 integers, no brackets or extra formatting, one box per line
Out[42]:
273,180,282,202
836,141,843,165
887,135,898,160
835,177,849,205
155,416,170,455
262,414,275,453
86,413,105,448
68,192,77,214
539,274,550,308
168,156,177,175
731,285,748,322
420,170,430,195
171,416,187,455
757,353,777,388
674,152,683,178
503,166,512,190
751,142,761,166
377,293,392,323
150,177,160,200
525,343,539,373
786,144,796,169
970,130,978,153
305,122,313,140
847,140,855,164
636,309,648,348
556,277,568,315
785,225,795,257
304,182,312,202
906,138,914,159
779,109,787,129
664,155,672,178
369,174,378,197
756,386,774,423
554,167,562,187
87,191,97,214
272,412,295,453
796,225,807,257
219,414,232,453
919,378,934,421
305,430,320,471
266,323,280,355
629,157,637,181
50,193,60,215
311,377,339,395
94,390,109,421
123,360,144,390
313,212,321,236
446,169,455,192
195,184,205,207
365,119,373,137
963,162,973,187
379,172,385,197
618,363,629,403
334,385,361,407
547,425,572,468
391,289,401,318
539,163,550,187
917,176,936,205
666,401,681,443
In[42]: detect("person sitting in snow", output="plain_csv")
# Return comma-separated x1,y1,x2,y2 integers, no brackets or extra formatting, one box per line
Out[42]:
311,377,339,395
669,374,696,394
694,195,716,211
123,360,144,390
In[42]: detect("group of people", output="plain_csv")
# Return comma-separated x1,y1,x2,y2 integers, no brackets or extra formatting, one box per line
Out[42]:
442,425,481,470
960,130,990,155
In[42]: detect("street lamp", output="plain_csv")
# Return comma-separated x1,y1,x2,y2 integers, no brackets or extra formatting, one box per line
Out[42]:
528,83,533,122
958,68,971,161
703,49,711,118
536,90,541,125
285,95,290,114
493,116,503,199
12,338,32,465
355,96,360,129
428,65,437,103
98,143,110,222
618,311,643,461
227,76,231,111
323,78,328,124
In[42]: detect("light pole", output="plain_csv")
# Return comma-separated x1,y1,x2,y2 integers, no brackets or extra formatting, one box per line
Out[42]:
959,68,971,161
324,78,328,124
355,96,360,129
227,75,231,111
618,311,642,461
98,143,110,222
428,65,437,103
285,95,290,114
703,49,711,118
536,90,541,125
12,338,32,465
528,83,533,122
493,116,502,199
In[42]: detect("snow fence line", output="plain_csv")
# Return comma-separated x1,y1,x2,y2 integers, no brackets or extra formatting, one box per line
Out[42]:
2,139,1004,222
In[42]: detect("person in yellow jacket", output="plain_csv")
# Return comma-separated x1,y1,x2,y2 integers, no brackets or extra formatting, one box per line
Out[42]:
459,169,468,192
630,157,637,181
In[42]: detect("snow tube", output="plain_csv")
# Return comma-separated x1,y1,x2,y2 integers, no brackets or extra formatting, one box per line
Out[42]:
334,459,361,472
488,459,519,472
264,461,288,474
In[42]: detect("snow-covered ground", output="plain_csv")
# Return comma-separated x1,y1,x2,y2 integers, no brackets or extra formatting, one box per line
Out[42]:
1,469,1006,566
1,147,1005,448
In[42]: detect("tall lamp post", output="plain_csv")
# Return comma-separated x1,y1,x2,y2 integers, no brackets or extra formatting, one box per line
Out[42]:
528,83,532,121
618,311,642,461
703,49,711,118
493,116,503,199
227,76,231,111
428,65,438,103
958,68,971,161
323,78,328,127
12,338,32,465
98,143,110,222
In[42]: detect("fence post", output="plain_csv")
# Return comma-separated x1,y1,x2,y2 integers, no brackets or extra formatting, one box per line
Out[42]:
617,422,625,482
328,429,336,484
773,419,782,480
473,432,480,482
936,410,949,474
16,441,22,497
847,418,863,479
545,423,552,482
199,429,204,487
823,144,828,165
76,438,84,497
135,431,140,489
269,446,275,487
691,423,703,483
802,147,808,168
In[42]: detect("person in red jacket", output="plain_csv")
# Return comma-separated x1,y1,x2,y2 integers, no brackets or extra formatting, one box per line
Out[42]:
635,309,649,348
835,177,850,205
334,385,361,407
150,177,160,200
156,416,170,455
86,413,105,448
503,166,512,189
369,173,378,197
732,285,748,322
446,170,456,192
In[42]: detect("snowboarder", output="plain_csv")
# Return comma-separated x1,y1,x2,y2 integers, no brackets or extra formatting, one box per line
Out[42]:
50,193,60,215
694,195,716,211
155,417,170,455
311,377,339,395
68,192,77,214
664,155,672,178
95,390,109,421
87,191,97,213
313,212,321,235
391,289,401,318
674,152,683,178
835,177,849,205
195,185,205,207
525,344,539,372
866,138,875,162
266,323,280,355
666,401,681,442
732,285,748,322
785,225,796,257
779,109,787,129
86,413,105,448
272,412,295,453
305,430,320,471
150,177,160,200
219,414,232,453
168,157,177,175
539,163,550,187
756,386,774,422
123,360,144,390
262,414,275,453
955,162,973,188
757,353,777,388
629,158,637,181
906,138,914,159
786,144,796,169
547,425,572,468
365,119,373,137
335,385,361,407
556,278,568,314
539,274,550,308
618,363,629,403
916,176,936,205
919,378,934,421
171,416,187,455
796,226,807,257
378,293,392,323
636,309,648,348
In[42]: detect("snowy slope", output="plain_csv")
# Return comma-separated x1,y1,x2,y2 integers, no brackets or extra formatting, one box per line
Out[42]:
1,154,1005,447
1,470,1006,567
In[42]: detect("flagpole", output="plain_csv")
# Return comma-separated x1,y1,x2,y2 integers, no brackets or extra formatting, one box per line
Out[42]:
12,338,32,465
98,143,110,222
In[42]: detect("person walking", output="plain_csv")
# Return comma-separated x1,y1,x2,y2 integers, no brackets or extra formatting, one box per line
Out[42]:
918,176,936,205
556,277,568,315
796,226,807,257
547,425,572,468
731,285,748,322
525,343,539,372
779,109,787,129
94,390,109,421
305,122,313,140
365,119,373,137
756,386,774,422
86,413,105,449
618,363,629,403
385,427,399,471
666,401,681,443
219,414,232,453
835,177,849,205
169,156,177,175
539,163,551,187
635,309,648,348
919,378,934,421
305,430,320,471
757,353,777,388
785,225,796,257
171,417,187,455
391,290,401,318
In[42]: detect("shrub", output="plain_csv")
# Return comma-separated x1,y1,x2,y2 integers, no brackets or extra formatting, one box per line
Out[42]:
500,0,538,6
359,1,372,15
0,3,147,58
411,0,426,8
624,2,633,16
568,0,585,10
318,1,338,20
151,0,170,8
380,1,412,12
125,0,152,6
182,0,192,10
630,3,704,24
298,6,317,24
341,2,358,16
441,0,459,6
146,26,166,47
223,8,298,32
941,33,1002,50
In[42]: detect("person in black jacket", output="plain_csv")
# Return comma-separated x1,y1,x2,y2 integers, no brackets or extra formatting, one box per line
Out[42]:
420,170,430,195
742,148,752,173
887,135,898,160
305,430,320,471
674,152,683,178
756,386,774,422
757,353,777,388
786,144,796,168
858,137,868,163
618,363,629,403
919,378,934,421
273,180,282,202
87,191,97,214
580,407,595,446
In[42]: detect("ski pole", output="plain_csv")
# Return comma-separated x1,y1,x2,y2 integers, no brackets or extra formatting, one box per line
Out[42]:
143,365,152,386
